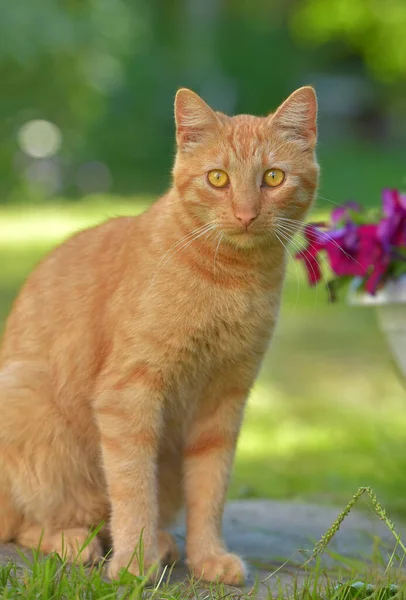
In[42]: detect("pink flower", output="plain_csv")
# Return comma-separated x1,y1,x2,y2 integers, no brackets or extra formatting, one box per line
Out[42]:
296,225,324,285
295,188,406,297
378,189,406,248
324,223,364,277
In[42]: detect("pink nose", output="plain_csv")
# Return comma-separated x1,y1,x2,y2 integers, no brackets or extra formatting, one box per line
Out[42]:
235,212,258,229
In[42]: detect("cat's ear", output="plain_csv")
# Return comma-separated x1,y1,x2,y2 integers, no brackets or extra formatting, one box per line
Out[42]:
270,86,317,149
174,88,219,151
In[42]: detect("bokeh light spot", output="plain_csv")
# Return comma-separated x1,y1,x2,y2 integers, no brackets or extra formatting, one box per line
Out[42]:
18,120,62,158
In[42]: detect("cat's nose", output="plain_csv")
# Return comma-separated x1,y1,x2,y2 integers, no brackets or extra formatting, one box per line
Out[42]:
235,211,258,229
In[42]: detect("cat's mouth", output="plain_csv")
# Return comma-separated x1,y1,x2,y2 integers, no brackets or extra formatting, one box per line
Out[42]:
226,221,263,236
223,226,265,247
226,228,254,239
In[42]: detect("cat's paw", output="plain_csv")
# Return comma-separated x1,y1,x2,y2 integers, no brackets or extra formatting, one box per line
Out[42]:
158,530,180,565
107,550,161,581
188,552,247,585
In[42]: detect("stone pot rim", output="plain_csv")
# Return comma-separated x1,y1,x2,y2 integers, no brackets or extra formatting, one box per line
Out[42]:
347,274,406,306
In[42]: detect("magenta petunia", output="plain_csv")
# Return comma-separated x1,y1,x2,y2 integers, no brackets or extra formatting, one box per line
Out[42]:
295,224,324,285
378,189,406,249
296,248,322,285
322,222,365,277
365,258,390,294
296,188,406,297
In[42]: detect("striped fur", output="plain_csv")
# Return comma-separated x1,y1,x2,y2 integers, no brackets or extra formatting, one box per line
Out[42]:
0,87,319,584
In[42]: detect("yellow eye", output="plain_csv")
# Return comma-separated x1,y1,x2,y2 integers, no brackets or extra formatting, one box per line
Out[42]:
263,169,285,188
207,169,229,188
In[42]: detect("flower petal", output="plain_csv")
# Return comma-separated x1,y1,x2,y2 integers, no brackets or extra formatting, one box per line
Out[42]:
382,189,401,218
331,201,361,226
296,249,322,285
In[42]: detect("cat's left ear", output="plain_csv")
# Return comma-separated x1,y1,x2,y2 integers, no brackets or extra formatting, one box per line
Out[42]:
270,86,318,149
175,88,219,151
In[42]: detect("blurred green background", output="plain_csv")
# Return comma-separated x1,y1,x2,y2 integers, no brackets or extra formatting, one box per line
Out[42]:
1,0,406,515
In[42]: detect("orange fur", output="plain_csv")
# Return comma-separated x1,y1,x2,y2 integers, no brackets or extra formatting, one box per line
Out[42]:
0,87,319,584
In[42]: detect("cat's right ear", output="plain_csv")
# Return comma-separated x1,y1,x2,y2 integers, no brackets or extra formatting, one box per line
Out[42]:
269,86,318,150
174,89,219,151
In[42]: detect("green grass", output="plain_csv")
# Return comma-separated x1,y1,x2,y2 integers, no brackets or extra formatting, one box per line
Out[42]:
1,494,406,599
1,555,405,599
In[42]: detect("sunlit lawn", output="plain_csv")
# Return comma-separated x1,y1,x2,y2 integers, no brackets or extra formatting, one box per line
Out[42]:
1,194,406,520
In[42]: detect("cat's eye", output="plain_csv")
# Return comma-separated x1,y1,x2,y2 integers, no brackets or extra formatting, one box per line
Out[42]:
263,169,285,188
207,169,229,188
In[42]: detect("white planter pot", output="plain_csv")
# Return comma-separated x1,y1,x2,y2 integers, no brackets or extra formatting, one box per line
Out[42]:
347,276,406,380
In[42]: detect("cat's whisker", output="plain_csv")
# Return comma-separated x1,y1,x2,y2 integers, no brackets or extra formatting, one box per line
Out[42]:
276,227,333,305
168,196,188,205
273,230,301,314
274,221,307,246
168,221,217,251
275,221,328,296
277,217,366,273
275,228,322,311
277,216,303,225
276,217,308,232
213,232,224,276
163,224,217,266
316,194,346,207
274,221,304,239
276,218,308,234
149,223,217,288
155,224,216,269
274,223,299,238
151,221,216,278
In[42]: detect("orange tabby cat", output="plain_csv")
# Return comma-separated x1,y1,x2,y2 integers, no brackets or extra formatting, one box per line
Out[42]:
0,87,318,584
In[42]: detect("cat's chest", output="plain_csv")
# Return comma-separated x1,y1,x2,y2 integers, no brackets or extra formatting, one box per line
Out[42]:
178,288,277,364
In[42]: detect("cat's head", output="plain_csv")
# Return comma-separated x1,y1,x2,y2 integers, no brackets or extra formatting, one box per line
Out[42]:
172,87,319,248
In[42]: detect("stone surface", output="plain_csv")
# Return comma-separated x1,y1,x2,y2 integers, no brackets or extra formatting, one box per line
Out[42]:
170,499,406,594
1,499,405,597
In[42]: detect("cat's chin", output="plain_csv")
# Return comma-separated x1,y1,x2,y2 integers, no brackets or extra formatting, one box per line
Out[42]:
225,230,265,249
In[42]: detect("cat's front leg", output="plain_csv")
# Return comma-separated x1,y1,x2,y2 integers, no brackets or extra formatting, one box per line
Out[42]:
94,362,164,580
184,374,252,585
